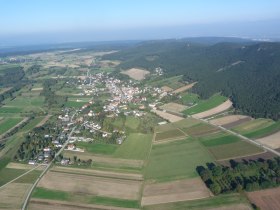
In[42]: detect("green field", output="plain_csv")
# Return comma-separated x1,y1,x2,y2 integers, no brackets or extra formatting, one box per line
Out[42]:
0,168,27,186
183,94,227,115
143,193,251,210
65,99,88,108
180,93,200,106
112,116,140,132
19,117,45,132
0,95,45,114
32,187,69,201
15,170,42,184
0,118,23,134
145,139,214,182
76,142,118,155
113,133,152,160
182,123,218,137
90,196,140,208
155,129,186,141
148,75,184,89
232,119,280,139
244,121,280,138
200,135,240,147
208,140,263,160
32,187,140,208
0,107,23,114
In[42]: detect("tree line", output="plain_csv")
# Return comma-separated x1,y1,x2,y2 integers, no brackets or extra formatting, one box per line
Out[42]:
196,158,280,195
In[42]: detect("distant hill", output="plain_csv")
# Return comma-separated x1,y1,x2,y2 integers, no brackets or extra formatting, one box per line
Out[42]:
103,39,280,120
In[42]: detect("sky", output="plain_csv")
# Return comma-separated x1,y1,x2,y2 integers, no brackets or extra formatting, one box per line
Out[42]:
1,0,280,45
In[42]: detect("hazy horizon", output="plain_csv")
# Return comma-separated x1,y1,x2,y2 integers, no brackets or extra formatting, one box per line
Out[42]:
1,0,280,46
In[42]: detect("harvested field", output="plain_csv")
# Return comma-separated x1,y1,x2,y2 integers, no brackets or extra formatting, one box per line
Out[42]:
206,204,251,210
160,102,187,113
210,115,251,126
142,193,251,210
208,140,264,160
155,129,186,142
141,178,211,206
63,151,144,169
31,87,43,91
173,118,201,129
192,99,232,119
51,166,143,181
247,187,280,210
232,118,273,133
161,86,173,92
152,110,184,122
38,171,142,200
172,82,197,94
256,130,280,149
6,162,45,170
29,198,139,210
0,183,32,209
223,118,253,129
182,123,219,137
121,68,150,80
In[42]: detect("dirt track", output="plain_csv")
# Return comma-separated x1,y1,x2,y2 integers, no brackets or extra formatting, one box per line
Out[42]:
192,100,232,119
38,171,142,200
141,178,211,206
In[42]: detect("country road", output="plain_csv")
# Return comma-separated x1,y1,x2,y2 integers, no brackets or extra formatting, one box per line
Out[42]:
21,112,77,210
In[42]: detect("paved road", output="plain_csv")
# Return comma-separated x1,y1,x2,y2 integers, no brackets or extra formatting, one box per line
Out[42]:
193,116,280,157
21,125,77,210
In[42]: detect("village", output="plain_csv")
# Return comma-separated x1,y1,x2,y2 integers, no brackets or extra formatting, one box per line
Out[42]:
26,69,173,166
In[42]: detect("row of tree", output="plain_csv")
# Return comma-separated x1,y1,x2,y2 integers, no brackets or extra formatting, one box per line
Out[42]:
197,158,280,195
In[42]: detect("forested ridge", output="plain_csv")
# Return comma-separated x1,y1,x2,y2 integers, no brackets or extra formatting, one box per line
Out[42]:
103,39,280,119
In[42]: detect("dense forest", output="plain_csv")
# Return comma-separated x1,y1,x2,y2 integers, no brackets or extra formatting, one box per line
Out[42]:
103,39,280,120
197,158,280,195
0,66,25,87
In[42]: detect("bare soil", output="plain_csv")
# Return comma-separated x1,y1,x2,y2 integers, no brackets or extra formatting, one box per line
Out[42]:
141,178,212,206
121,68,150,80
161,86,173,92
152,110,184,122
0,183,32,209
160,102,187,113
210,115,251,126
247,187,280,210
256,131,280,149
222,117,253,129
172,82,197,94
38,171,142,200
6,162,45,170
29,198,139,210
51,166,143,181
